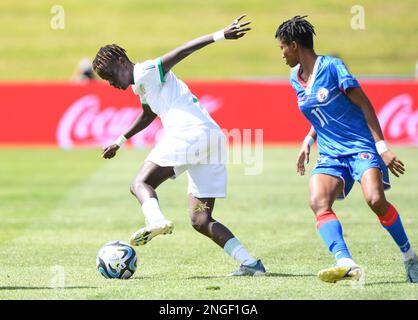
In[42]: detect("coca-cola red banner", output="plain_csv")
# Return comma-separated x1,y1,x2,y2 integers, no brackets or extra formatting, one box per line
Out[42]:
0,80,417,147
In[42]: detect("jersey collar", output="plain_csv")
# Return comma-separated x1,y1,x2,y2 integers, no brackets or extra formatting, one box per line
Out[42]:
131,64,140,95
297,55,321,95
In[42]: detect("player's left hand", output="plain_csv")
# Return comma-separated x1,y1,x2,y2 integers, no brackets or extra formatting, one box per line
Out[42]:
296,144,310,176
381,150,405,177
224,14,252,40
102,144,120,159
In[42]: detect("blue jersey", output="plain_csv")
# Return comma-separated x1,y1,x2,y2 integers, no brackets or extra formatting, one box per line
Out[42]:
290,55,376,157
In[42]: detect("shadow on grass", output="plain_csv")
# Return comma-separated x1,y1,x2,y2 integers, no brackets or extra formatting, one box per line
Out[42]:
187,272,316,280
121,276,153,281
265,273,316,278
365,281,413,286
0,286,97,290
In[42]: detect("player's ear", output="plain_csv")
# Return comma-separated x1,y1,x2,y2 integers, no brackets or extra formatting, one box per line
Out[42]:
290,41,298,51
118,56,126,65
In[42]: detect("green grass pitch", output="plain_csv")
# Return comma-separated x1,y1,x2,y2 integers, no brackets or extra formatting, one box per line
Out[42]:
0,146,417,299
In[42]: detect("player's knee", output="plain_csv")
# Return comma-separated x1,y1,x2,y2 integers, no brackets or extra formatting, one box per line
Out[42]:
190,213,210,232
309,195,332,214
190,217,206,232
365,192,386,212
130,179,147,196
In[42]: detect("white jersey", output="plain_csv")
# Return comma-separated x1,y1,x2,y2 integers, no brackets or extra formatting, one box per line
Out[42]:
131,58,220,136
131,58,226,168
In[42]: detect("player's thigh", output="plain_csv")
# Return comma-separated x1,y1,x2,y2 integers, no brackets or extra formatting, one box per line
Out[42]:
133,161,175,189
309,173,344,208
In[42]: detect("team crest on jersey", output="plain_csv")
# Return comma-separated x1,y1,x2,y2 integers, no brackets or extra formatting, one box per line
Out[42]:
316,88,329,103
316,155,330,165
139,84,146,96
359,152,374,160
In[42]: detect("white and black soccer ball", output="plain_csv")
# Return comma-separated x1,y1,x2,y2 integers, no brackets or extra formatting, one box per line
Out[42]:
96,240,138,279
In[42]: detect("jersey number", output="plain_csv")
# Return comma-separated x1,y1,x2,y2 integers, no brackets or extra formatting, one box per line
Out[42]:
311,108,329,127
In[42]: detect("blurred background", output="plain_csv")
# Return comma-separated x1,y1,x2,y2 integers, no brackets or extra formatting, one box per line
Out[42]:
1,0,417,80
1,0,417,148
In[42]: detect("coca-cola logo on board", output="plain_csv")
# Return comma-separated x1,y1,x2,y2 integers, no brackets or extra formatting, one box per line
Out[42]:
56,95,163,149
378,94,418,144
56,94,222,149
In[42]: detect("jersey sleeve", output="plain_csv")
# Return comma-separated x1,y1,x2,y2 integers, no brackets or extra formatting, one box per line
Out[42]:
132,58,166,103
329,58,359,92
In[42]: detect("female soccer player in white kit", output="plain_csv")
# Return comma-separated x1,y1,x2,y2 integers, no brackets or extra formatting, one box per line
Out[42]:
92,15,265,276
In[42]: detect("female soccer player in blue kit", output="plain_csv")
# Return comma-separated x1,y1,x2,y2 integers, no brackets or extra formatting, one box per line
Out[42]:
275,16,418,283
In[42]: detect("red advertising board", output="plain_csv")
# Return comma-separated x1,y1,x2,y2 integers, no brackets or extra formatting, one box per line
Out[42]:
0,80,417,147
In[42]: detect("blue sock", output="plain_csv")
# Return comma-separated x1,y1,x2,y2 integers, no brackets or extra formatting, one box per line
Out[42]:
379,204,411,253
317,212,352,260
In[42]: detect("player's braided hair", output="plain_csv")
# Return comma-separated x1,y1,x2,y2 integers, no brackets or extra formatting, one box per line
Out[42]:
275,15,316,49
92,44,129,79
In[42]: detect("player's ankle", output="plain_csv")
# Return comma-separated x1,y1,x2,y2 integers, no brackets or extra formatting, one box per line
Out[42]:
336,257,356,268
402,248,416,262
141,198,165,225
242,259,258,267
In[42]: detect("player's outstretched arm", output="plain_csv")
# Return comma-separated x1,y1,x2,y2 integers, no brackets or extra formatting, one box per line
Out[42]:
102,104,157,159
296,126,317,176
159,14,251,75
346,86,405,177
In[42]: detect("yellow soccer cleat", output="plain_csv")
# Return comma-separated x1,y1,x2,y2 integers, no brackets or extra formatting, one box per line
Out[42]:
318,265,362,283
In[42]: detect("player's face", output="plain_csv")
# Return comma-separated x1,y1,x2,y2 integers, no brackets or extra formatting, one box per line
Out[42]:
279,39,299,68
105,60,132,90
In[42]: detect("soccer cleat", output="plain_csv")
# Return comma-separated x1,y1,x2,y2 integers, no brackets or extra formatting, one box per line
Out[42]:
228,260,266,276
318,265,362,283
404,255,418,283
129,219,174,246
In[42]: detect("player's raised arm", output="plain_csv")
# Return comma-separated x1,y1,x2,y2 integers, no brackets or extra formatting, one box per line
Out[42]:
159,14,251,75
102,104,157,159
346,86,405,177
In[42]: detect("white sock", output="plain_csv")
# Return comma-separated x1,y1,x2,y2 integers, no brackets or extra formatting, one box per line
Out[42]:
141,198,165,225
336,257,357,268
224,238,257,266
402,247,416,262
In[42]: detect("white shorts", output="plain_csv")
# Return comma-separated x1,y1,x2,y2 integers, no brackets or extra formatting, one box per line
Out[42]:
146,127,227,198
174,163,227,198
146,128,226,167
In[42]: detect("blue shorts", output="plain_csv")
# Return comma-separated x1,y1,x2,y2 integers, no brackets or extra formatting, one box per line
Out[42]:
311,152,390,199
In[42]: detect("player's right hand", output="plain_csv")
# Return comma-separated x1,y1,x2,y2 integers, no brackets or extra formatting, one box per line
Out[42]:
223,14,252,40
381,150,405,178
102,144,120,159
296,144,310,176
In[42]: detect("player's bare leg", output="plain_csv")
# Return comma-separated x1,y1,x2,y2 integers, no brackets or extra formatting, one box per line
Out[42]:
360,168,389,216
188,195,265,276
129,161,175,246
130,161,175,203
310,174,361,283
188,196,232,247
361,168,418,283
309,173,342,215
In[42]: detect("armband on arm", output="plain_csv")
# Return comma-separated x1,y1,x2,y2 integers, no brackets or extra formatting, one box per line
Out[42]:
303,135,315,147
212,30,225,42
114,135,127,147
375,140,389,155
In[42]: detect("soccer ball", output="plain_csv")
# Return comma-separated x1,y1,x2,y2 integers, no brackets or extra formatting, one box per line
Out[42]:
96,240,138,279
